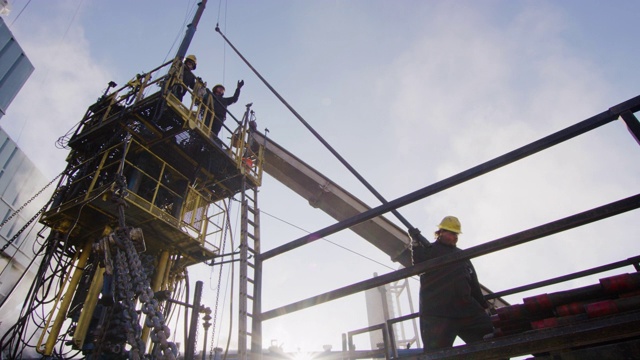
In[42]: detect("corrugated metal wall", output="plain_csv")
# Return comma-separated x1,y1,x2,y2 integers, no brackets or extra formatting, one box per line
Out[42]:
0,16,33,118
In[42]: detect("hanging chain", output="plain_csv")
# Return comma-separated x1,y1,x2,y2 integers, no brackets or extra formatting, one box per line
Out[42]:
107,134,178,359
114,240,145,359
125,230,178,360
0,171,62,230
0,197,52,254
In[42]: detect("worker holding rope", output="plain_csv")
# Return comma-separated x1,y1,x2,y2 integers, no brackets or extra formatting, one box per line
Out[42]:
411,216,494,352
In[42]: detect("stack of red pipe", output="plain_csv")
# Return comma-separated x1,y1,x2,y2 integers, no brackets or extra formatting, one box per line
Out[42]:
490,272,640,338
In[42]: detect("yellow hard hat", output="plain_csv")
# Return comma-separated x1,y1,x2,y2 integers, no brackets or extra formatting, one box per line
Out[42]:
437,216,462,234
185,54,197,69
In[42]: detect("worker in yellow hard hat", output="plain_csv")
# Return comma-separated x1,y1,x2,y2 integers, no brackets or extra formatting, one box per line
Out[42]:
172,54,198,101
184,54,197,70
410,216,493,353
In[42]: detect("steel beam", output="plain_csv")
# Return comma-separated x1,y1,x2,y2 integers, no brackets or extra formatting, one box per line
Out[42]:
620,111,640,146
259,106,622,261
260,193,640,321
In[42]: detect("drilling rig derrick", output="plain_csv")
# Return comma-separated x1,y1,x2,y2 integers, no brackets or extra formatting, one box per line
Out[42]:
32,58,264,358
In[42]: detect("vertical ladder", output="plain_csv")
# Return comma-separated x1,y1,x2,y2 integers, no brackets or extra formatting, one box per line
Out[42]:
238,179,262,359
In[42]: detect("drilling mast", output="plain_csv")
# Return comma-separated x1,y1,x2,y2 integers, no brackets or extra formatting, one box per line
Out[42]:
1,1,265,358
36,56,262,359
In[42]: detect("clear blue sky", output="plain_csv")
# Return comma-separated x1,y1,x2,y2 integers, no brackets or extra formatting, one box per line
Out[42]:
2,0,640,355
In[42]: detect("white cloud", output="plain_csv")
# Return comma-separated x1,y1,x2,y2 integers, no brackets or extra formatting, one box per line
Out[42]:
370,2,640,303
2,8,112,178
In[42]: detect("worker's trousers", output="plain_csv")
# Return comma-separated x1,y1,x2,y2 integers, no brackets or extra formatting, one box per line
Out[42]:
421,312,493,352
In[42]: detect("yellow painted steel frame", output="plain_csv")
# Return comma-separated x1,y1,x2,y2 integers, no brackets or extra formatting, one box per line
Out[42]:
202,200,227,250
72,266,105,348
75,57,210,140
70,56,264,195
73,225,113,347
37,241,93,355
74,60,171,137
229,125,264,186
45,139,224,259
121,142,214,243
163,58,213,137
71,139,210,241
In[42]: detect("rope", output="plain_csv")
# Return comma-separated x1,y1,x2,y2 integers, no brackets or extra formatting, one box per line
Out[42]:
163,0,199,64
1,126,145,357
209,198,233,359
262,210,391,270
213,27,429,246
215,0,228,84
1,231,71,358
9,0,33,27
0,225,46,309
220,198,237,360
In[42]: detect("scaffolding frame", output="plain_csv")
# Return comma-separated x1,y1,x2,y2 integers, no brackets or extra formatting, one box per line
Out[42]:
250,95,640,358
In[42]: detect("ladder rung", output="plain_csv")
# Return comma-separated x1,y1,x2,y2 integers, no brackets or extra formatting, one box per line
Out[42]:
247,207,257,215
248,278,255,284
248,233,258,241
248,219,257,227
247,294,254,301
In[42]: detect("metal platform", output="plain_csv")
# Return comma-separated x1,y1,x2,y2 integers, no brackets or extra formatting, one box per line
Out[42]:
408,310,640,359
41,89,262,266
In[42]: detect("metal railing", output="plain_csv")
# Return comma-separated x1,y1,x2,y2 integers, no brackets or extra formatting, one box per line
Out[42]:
255,95,640,357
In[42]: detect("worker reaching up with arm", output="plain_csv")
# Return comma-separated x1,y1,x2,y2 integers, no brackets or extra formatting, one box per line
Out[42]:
410,216,494,353
208,80,244,136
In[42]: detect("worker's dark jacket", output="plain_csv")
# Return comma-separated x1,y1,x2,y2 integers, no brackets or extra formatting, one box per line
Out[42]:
173,67,196,101
412,241,488,318
204,87,241,136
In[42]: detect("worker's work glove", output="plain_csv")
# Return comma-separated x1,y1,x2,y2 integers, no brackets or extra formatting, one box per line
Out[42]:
486,300,498,315
409,227,421,242
237,80,244,89
408,227,430,248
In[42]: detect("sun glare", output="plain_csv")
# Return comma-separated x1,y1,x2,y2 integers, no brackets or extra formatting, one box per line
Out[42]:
292,352,315,360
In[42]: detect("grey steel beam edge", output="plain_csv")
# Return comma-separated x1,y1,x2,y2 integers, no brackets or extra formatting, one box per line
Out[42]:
260,193,640,321
620,111,640,145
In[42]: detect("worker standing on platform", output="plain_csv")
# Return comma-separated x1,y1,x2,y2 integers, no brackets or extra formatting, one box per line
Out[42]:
207,80,244,136
172,54,198,101
410,216,493,352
